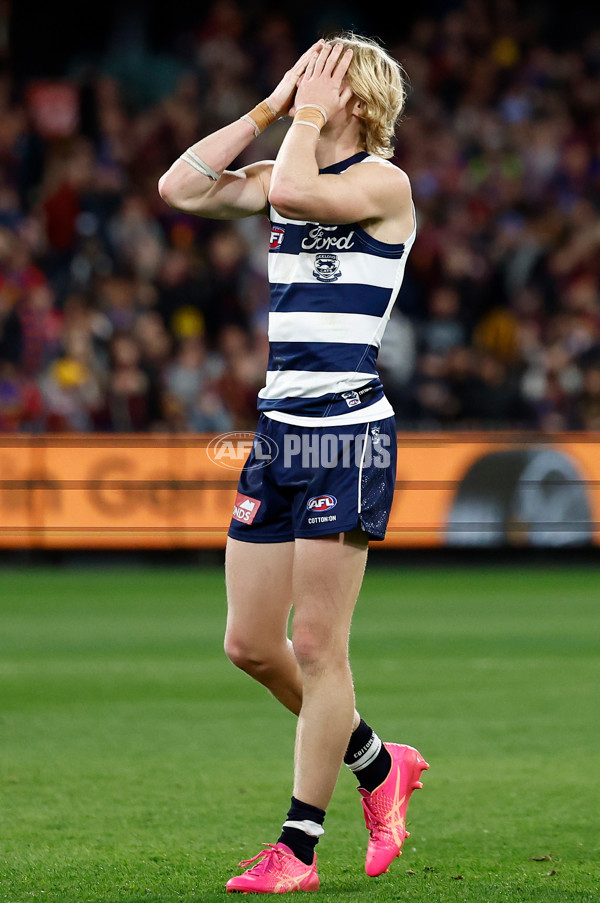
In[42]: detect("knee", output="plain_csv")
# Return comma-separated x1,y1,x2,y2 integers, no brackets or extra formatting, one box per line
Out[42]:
224,632,258,672
224,631,277,678
291,623,344,676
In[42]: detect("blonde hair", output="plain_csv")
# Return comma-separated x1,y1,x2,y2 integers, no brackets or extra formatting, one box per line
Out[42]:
325,33,407,158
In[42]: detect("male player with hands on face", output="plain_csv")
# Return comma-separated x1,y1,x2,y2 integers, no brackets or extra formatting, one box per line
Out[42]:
159,33,428,893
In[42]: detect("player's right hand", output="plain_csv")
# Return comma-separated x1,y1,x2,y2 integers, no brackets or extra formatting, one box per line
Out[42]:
267,40,325,117
294,42,354,123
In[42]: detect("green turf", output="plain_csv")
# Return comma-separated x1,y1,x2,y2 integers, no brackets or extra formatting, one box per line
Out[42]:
1,561,599,902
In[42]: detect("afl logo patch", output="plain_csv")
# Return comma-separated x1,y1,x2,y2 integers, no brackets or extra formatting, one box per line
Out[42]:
269,226,285,250
307,495,338,512
313,253,341,282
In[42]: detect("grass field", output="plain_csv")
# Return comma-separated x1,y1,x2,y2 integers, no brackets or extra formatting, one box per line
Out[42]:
1,559,599,902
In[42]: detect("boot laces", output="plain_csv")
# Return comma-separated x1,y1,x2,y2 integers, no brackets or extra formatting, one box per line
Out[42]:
238,843,290,873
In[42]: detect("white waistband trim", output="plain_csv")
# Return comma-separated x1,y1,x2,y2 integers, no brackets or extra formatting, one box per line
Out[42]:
262,396,394,427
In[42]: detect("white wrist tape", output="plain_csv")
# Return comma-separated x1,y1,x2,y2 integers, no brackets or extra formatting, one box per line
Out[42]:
179,148,220,181
292,104,328,134
241,99,278,137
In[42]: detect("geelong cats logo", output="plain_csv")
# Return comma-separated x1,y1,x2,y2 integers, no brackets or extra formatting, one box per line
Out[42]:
313,253,341,282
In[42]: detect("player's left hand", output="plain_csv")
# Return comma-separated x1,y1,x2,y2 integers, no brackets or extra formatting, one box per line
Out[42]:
267,40,326,117
294,42,354,121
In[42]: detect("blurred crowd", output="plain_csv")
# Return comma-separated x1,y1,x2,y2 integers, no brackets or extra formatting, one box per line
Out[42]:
1,0,600,433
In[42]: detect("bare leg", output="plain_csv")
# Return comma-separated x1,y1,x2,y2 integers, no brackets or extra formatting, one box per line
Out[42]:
290,530,368,810
224,535,363,730
224,536,303,714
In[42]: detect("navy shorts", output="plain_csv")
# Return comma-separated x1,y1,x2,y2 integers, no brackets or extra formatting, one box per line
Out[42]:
227,414,397,543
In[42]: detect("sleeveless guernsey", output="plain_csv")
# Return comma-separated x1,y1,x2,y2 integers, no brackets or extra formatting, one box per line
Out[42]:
258,151,416,427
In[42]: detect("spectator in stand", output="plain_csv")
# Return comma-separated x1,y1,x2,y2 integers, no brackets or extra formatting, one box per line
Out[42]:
39,355,101,432
213,323,264,431
0,361,43,431
419,284,467,357
107,191,167,282
573,364,600,430
162,334,233,432
17,282,63,376
92,331,155,431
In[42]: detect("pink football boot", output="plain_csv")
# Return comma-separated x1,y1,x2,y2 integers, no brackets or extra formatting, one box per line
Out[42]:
359,743,429,877
226,843,319,894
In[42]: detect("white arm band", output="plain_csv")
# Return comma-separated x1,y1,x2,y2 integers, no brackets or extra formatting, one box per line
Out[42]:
179,148,221,181
292,120,322,132
240,114,261,138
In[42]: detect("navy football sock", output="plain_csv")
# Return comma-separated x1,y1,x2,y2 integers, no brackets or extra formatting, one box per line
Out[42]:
344,718,392,792
278,796,325,865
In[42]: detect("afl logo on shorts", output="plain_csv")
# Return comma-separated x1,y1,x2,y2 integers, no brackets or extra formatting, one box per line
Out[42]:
307,495,337,512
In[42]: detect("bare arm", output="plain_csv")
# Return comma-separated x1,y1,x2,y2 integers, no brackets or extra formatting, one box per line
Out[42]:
158,40,324,220
158,120,271,220
271,153,413,236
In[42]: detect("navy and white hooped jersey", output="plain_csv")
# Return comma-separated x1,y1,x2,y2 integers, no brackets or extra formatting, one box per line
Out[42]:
258,150,416,427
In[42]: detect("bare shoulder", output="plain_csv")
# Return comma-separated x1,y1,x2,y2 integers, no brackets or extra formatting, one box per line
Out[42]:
358,158,412,201
236,159,275,214
224,158,275,196
339,156,412,212
241,158,275,180
352,159,414,243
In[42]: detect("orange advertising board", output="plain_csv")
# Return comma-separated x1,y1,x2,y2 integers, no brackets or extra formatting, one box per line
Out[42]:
0,433,597,549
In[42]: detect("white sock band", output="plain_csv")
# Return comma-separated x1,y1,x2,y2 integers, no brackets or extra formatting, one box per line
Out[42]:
346,733,383,773
282,819,325,838
179,148,220,181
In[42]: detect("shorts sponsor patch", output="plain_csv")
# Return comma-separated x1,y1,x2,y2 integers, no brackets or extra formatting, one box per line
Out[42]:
232,492,262,524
